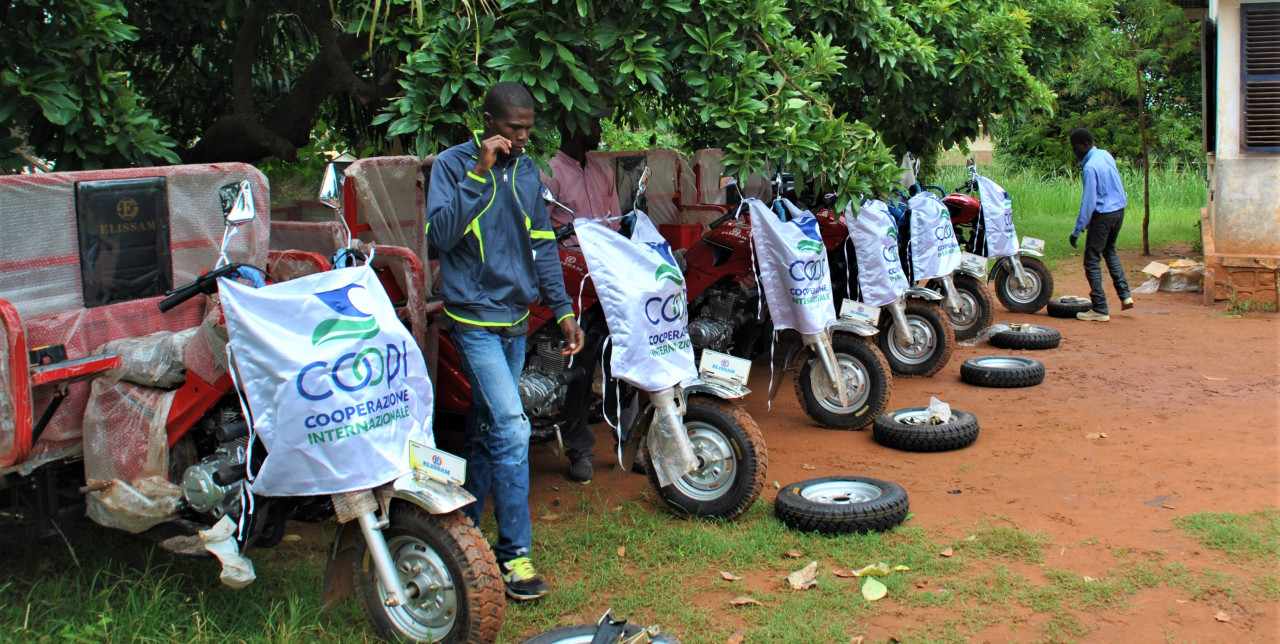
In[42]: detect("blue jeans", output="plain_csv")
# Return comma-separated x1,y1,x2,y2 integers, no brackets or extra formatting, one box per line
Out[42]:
452,329,531,564
1083,208,1131,315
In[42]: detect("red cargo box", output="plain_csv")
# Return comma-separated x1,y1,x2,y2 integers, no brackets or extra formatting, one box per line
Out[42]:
659,222,702,250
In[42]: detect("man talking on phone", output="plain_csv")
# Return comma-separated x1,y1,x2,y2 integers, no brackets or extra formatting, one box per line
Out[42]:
425,81,583,600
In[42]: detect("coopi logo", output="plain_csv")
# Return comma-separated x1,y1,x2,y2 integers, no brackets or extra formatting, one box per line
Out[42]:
295,283,409,402
311,284,381,345
644,240,684,287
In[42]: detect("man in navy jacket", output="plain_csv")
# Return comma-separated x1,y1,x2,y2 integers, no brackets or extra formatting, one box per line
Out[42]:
426,81,583,600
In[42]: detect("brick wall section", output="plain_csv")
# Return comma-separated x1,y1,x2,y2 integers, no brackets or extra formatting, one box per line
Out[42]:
1202,208,1280,305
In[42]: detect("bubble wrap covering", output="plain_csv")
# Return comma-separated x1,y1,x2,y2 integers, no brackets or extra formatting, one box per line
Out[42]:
586,150,696,226
82,377,182,533
0,164,270,466
268,220,347,257
96,328,197,389
0,315,13,460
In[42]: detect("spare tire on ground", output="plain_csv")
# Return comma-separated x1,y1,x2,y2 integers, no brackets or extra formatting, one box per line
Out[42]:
989,324,1061,350
960,355,1045,388
1047,296,1092,318
775,476,909,535
873,407,980,452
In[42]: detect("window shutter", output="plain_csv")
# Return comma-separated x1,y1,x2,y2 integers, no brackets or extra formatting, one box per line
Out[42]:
1243,3,1280,152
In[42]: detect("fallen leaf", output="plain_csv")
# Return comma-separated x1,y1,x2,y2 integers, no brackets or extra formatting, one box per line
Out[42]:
1083,576,1096,583
281,534,302,542
862,577,887,601
726,630,746,644
964,535,977,541
892,565,911,571
940,548,954,557
720,571,743,581
1215,611,1231,622
1085,432,1109,439
801,463,816,470
729,596,761,607
787,561,819,590
617,545,626,558
540,514,559,521
773,481,781,489
1162,504,1177,510
551,486,561,491
1203,375,1225,381
831,569,858,578
915,579,931,588
784,549,804,558
852,562,892,577
850,637,865,644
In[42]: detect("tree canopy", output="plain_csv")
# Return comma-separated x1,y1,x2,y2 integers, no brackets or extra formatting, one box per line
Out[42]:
3,0,1098,201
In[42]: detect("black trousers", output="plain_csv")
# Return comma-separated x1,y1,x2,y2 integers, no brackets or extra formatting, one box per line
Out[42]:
1083,208,1130,314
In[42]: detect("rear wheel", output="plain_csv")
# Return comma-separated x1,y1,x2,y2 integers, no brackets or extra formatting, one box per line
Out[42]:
353,506,505,643
794,334,891,430
992,256,1054,314
989,324,1061,350
877,300,955,378
647,395,767,521
873,407,980,452
959,356,1045,388
1047,296,1092,318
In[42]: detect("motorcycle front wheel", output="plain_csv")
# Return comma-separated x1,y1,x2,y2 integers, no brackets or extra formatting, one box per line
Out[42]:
647,395,767,521
932,273,994,341
992,256,1054,314
877,300,955,378
794,333,891,430
353,505,505,643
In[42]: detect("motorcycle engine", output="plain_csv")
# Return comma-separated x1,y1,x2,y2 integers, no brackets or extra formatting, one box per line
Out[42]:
519,332,570,420
182,438,247,520
688,287,745,354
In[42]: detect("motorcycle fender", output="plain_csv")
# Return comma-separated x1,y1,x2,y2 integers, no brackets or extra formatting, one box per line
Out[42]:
321,522,360,609
378,475,476,516
1018,248,1045,258
682,377,751,402
905,286,944,301
956,264,986,280
830,320,878,337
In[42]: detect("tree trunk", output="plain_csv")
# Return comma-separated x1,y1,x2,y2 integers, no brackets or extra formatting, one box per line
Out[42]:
1136,65,1151,256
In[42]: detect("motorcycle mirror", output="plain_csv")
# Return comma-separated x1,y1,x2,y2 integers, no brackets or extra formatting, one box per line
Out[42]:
636,166,651,196
219,180,256,226
318,163,343,209
540,184,575,216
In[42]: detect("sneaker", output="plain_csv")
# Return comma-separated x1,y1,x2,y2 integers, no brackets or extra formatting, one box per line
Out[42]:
1077,310,1110,322
568,457,593,483
502,557,549,600
1122,297,1134,311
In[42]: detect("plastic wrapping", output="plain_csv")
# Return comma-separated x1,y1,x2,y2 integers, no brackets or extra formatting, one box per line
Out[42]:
200,515,257,589
345,156,426,258
184,302,229,385
958,323,1011,347
645,388,697,488
927,396,952,424
97,328,196,389
82,377,183,533
268,220,347,257
0,164,270,466
0,313,12,460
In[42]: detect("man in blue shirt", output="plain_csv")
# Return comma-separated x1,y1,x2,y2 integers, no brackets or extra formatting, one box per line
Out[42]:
1069,128,1133,321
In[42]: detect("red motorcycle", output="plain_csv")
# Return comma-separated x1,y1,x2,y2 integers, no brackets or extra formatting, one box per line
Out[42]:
340,159,765,520
679,181,892,430
934,161,1054,314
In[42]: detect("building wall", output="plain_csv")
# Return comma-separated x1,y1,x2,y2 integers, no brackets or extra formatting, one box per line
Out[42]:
1209,0,1280,256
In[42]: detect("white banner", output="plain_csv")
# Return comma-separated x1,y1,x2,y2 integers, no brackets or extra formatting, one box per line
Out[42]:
977,175,1019,258
907,193,962,280
747,198,836,335
575,212,696,391
844,200,908,307
220,266,434,496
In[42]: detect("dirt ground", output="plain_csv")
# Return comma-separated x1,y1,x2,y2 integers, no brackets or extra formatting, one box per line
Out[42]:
525,247,1279,642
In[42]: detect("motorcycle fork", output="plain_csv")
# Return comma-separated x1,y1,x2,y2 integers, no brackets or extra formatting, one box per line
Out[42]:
938,274,962,315
887,299,914,346
1005,255,1030,289
345,492,409,607
801,332,848,407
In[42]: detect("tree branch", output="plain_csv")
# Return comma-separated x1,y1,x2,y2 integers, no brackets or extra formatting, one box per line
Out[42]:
752,31,833,119
231,2,267,115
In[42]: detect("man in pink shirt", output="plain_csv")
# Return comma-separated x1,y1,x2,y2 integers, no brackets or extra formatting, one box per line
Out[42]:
541,116,620,231
538,114,620,483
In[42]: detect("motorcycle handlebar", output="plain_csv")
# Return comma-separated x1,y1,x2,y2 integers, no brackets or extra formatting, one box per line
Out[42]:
157,263,255,312
709,210,737,230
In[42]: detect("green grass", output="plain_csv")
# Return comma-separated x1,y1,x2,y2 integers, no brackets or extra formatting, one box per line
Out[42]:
1173,508,1280,564
4,499,1278,643
927,163,1205,262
